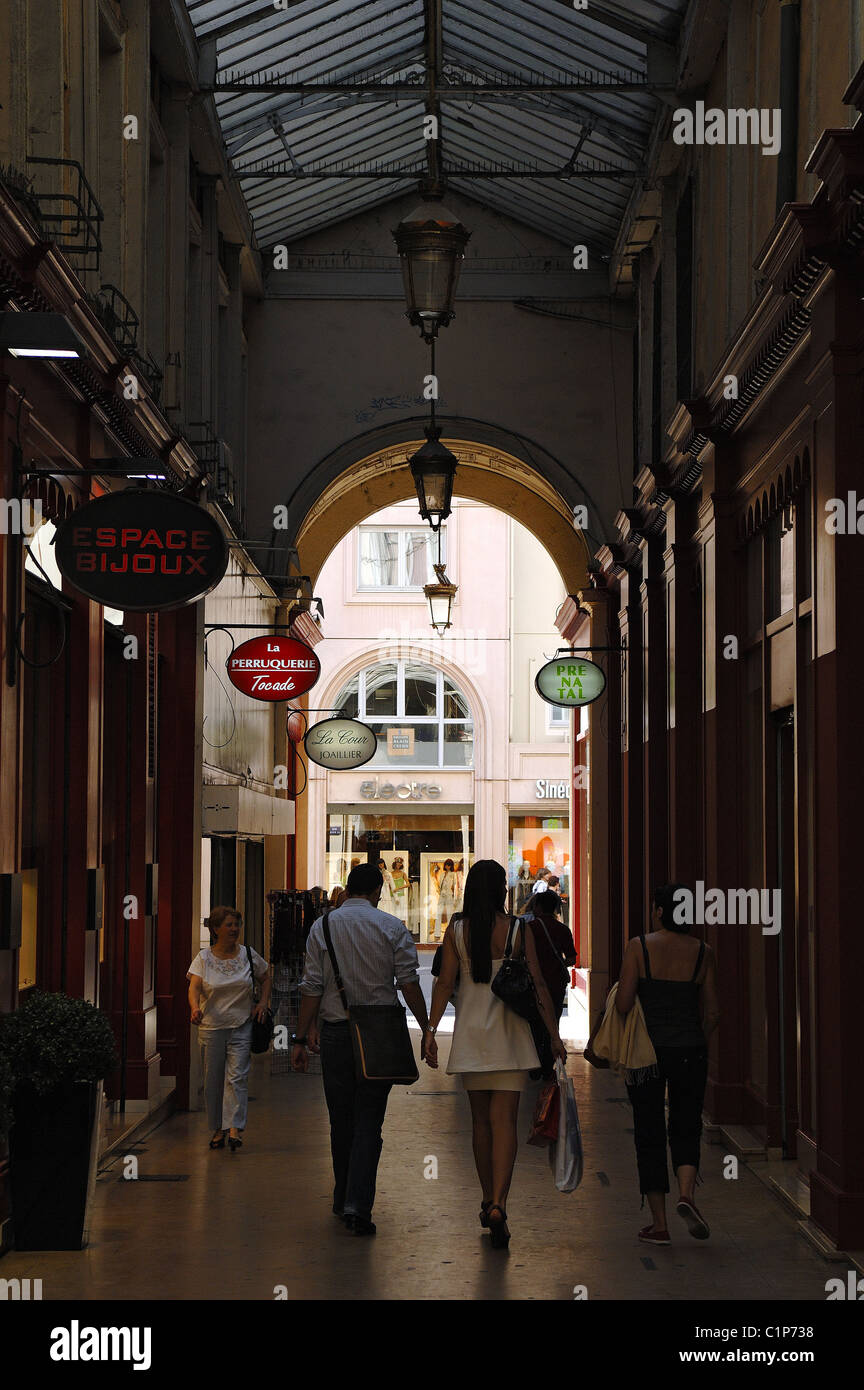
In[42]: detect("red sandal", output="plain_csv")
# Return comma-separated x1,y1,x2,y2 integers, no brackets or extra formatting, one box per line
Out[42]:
638,1225,671,1245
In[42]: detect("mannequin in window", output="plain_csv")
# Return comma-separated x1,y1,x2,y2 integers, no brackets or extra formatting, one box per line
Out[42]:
432,859,459,943
389,856,410,927
328,858,348,909
378,858,397,914
515,862,533,915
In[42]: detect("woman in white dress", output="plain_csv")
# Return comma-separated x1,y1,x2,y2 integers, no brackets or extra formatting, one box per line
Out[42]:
424,860,566,1247
433,858,459,939
188,906,270,1151
389,856,410,927
377,858,397,914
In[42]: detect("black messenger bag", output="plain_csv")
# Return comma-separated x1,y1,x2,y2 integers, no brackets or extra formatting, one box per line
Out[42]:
322,912,419,1085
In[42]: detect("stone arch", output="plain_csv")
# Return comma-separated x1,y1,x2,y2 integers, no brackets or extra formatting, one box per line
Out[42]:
289,429,593,594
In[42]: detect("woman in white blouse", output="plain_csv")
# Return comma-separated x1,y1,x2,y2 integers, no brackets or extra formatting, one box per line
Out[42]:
188,906,271,1151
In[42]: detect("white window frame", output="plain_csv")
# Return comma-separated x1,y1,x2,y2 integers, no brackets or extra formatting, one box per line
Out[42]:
356,525,447,592
336,659,472,769
545,700,570,734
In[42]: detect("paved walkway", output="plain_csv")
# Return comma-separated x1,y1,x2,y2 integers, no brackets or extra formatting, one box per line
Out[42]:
2,1041,832,1301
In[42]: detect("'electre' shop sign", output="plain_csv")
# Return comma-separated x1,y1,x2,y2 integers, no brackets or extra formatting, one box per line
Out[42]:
227,635,320,701
54,489,229,611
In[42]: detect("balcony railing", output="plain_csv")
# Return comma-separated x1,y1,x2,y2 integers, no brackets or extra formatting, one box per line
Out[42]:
89,283,139,354
128,347,163,405
25,156,103,270
185,420,243,532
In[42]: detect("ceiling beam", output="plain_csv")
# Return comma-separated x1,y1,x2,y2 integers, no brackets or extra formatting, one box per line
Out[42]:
210,78,661,95
424,0,444,191
237,162,640,180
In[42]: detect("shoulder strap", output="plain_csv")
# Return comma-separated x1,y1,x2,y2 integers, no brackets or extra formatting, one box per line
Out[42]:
245,945,258,1002
639,934,652,979
534,913,559,957
690,939,706,983
321,910,352,1015
503,915,519,958
513,914,534,959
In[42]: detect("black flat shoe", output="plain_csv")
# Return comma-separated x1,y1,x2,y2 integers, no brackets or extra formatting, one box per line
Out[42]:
479,1200,492,1229
487,1204,510,1249
228,1136,242,1152
209,1133,226,1149
344,1215,376,1236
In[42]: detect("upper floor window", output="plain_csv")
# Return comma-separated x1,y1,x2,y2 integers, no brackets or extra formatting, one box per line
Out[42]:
357,527,447,591
767,504,795,621
546,700,570,733
333,659,472,768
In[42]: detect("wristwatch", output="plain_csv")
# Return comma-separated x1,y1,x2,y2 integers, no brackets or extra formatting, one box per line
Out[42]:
426,1025,437,1036
291,1034,307,1046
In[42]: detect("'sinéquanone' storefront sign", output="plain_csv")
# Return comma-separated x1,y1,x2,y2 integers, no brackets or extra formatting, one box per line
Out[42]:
305,718,377,770
535,657,606,707
535,779,568,799
54,489,229,611
227,635,320,701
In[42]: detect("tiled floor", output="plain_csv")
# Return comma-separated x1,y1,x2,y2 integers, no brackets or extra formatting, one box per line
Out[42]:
1,1041,835,1301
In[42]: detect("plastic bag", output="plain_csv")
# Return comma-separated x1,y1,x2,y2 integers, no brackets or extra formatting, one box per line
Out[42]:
549,1058,583,1192
527,1080,560,1147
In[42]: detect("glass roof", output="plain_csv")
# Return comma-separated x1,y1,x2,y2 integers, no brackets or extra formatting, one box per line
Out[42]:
185,0,688,252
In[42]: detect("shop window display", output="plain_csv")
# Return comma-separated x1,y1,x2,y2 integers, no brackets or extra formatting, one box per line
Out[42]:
325,814,473,945
508,817,570,924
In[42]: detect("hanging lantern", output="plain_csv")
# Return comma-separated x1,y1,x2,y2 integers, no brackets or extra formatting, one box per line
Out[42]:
392,202,471,340
408,426,458,530
424,564,458,636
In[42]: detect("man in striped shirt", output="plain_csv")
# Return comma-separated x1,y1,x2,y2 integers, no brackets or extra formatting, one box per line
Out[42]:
292,862,430,1235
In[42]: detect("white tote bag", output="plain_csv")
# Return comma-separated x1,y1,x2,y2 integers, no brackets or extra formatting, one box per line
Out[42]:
549,1058,584,1192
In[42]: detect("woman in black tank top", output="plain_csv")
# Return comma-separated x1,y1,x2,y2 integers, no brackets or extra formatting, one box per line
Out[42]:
614,884,721,1247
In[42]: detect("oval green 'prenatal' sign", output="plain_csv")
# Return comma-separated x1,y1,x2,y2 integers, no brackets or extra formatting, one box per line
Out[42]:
304,718,378,770
535,657,606,708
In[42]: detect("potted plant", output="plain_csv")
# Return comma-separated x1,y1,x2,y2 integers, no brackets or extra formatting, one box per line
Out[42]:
0,991,117,1250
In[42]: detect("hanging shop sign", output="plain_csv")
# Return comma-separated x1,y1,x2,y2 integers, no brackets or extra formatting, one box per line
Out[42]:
304,718,377,770
54,489,229,611
227,635,320,701
535,657,606,708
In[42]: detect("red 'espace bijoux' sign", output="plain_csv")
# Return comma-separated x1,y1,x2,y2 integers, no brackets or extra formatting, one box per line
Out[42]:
54,488,229,611
226,636,320,701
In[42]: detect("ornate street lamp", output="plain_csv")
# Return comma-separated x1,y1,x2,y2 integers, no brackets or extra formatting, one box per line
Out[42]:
392,201,471,342
408,425,457,531
424,529,457,636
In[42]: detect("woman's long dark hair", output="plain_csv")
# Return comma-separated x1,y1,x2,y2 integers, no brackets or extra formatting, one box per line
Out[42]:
456,859,507,983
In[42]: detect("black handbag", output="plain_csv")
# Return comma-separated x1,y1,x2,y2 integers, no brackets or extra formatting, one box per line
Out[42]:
322,912,419,1085
491,917,542,1026
246,946,274,1054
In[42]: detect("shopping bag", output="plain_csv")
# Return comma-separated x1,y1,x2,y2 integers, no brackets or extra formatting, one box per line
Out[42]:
549,1059,583,1192
527,1080,560,1147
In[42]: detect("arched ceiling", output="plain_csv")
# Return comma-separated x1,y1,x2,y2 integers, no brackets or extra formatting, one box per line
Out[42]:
184,0,688,253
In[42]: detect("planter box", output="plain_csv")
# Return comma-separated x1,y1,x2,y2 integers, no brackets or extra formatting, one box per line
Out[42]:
9,1080,102,1251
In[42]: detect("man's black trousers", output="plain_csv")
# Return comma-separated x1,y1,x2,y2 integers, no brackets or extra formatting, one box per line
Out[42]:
320,1020,393,1220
